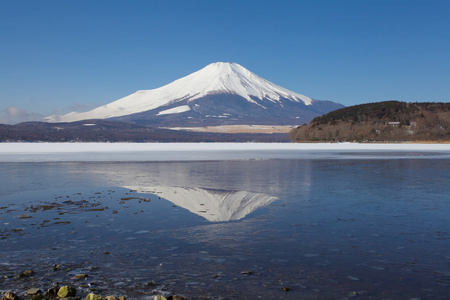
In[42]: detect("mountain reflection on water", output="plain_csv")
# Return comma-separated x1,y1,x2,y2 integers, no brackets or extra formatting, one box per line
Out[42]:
1,158,449,300
126,186,278,222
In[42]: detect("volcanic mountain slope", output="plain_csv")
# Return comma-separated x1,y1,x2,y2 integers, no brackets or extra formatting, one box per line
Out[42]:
45,62,344,127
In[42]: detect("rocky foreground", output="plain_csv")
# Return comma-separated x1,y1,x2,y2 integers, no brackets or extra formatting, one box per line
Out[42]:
1,283,187,300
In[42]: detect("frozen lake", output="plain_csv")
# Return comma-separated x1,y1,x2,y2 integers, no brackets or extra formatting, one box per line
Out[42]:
1,143,450,299
1,142,450,162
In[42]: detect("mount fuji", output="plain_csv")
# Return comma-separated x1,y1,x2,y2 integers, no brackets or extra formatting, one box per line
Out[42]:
45,62,344,126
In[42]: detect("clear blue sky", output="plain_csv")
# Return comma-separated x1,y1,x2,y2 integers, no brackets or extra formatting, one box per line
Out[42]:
1,0,449,124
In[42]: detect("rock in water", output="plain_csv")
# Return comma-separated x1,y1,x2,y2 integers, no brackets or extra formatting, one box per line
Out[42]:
26,288,41,295
25,288,45,300
1,292,19,300
46,284,60,298
58,286,77,298
85,293,105,300
18,269,34,277
72,273,88,280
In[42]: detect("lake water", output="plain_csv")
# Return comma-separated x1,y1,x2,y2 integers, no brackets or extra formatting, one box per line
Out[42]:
1,149,449,299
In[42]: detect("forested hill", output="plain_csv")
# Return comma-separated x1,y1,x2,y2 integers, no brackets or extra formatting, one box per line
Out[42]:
290,101,450,142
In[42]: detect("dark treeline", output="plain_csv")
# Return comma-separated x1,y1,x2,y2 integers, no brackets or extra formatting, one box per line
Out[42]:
290,101,450,142
0,120,290,143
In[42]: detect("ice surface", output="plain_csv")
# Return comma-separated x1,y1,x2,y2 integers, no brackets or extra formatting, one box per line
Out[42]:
0,142,449,162
1,153,449,299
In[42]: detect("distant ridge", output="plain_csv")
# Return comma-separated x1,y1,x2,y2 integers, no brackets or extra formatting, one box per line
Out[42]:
0,119,291,142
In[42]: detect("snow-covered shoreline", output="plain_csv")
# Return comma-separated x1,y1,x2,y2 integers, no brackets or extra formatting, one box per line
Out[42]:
1,142,449,162
1,142,450,152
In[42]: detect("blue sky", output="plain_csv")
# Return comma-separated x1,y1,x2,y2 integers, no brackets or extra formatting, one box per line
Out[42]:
1,0,449,124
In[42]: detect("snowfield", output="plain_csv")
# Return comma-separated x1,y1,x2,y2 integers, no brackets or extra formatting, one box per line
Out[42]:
156,105,191,115
0,143,449,162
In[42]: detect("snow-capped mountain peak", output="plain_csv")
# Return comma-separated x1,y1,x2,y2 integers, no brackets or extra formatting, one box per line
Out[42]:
181,62,312,105
45,62,314,123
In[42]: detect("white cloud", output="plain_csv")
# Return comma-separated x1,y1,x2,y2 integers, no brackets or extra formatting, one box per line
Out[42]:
0,101,103,124
5,107,28,117
0,107,44,124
